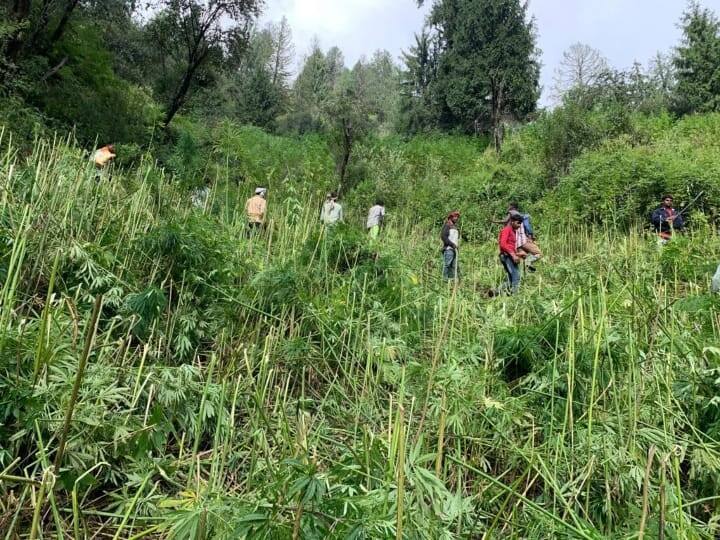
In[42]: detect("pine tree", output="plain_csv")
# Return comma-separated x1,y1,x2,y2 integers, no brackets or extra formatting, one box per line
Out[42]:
398,30,440,133
423,0,540,150
673,1,720,114
269,17,294,91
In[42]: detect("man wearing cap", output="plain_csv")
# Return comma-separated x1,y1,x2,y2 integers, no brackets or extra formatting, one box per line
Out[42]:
245,187,267,234
320,192,344,226
440,211,461,281
651,195,684,243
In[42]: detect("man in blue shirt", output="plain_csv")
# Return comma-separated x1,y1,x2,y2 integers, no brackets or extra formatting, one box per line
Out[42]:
651,195,684,243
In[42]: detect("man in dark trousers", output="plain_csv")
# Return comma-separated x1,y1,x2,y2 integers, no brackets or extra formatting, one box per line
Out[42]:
651,195,684,244
498,214,525,294
440,211,461,281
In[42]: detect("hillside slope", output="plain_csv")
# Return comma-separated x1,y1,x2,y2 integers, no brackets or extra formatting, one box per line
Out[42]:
1,118,720,538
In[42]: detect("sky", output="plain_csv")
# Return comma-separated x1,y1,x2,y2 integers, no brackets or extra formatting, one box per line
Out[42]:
260,0,720,106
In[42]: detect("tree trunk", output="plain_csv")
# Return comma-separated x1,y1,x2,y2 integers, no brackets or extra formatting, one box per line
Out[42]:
41,54,68,81
4,0,32,60
163,49,208,127
47,0,80,49
491,81,505,153
21,0,54,56
337,119,353,194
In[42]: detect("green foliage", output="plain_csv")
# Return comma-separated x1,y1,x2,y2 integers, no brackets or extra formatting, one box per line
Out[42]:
549,113,720,228
39,24,161,145
398,31,440,134
425,0,540,145
673,1,720,115
5,3,720,537
2,120,720,539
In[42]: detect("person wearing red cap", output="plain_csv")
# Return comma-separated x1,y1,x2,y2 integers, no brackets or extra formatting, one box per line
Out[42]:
440,211,461,281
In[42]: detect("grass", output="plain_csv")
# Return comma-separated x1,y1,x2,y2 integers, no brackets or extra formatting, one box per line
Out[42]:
0,132,719,539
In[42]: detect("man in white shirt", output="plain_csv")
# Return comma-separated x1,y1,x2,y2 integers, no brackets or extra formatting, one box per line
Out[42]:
366,199,386,239
320,192,343,226
440,211,461,281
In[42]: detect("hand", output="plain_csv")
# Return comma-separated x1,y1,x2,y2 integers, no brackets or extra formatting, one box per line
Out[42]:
512,255,520,264
517,251,527,259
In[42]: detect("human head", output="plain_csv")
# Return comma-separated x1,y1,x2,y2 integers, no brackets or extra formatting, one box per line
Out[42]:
327,192,338,201
375,198,384,207
508,201,520,212
447,211,460,224
255,187,267,198
107,144,116,153
510,213,523,230
662,195,673,208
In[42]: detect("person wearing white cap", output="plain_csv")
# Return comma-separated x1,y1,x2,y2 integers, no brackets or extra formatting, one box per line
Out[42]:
320,192,343,226
245,187,267,234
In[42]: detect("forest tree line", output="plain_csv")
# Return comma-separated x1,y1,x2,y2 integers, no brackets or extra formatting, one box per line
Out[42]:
1,0,720,189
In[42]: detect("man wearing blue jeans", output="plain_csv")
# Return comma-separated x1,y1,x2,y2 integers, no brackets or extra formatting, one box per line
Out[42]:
498,214,525,294
440,211,461,281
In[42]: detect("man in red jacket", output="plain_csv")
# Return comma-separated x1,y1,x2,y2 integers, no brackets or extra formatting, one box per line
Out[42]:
498,214,525,294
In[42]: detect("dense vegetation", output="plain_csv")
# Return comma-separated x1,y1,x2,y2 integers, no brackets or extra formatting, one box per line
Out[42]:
2,0,720,538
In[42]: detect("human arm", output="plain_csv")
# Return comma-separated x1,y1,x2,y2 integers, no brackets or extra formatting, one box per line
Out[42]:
440,224,456,249
491,212,511,225
650,208,664,229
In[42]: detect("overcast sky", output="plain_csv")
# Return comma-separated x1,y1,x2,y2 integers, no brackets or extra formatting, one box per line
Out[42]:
261,0,720,106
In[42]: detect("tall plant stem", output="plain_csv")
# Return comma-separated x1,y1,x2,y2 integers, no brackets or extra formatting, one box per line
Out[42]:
54,295,103,471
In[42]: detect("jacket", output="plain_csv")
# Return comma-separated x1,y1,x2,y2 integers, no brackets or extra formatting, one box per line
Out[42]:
651,206,684,235
499,225,517,256
245,195,267,223
440,222,458,250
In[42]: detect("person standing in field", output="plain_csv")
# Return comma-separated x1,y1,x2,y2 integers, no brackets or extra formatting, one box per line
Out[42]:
651,194,684,243
440,211,461,281
245,187,267,234
505,202,542,272
366,199,386,239
94,144,116,169
498,214,526,294
320,192,343,226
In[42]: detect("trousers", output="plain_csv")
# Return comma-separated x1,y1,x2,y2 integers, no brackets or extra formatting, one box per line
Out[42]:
499,253,521,294
442,249,459,280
